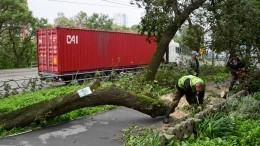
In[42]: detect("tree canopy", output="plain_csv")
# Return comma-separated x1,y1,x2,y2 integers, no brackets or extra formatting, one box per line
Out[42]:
180,24,205,52
0,0,51,69
130,0,207,81
54,11,113,30
208,0,260,58
0,0,34,68
130,0,260,81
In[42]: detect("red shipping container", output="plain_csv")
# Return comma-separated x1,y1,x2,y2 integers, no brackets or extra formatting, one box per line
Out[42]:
37,28,156,77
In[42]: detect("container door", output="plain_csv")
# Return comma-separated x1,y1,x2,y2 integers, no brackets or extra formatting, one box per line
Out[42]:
37,29,58,74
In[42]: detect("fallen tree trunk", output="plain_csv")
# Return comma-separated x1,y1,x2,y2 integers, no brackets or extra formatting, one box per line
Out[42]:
0,81,167,130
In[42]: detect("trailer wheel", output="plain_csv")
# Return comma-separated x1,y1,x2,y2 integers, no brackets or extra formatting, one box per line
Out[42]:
61,76,73,85
101,72,108,82
78,74,93,84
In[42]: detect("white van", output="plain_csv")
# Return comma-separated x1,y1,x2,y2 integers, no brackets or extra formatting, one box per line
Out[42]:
164,41,182,65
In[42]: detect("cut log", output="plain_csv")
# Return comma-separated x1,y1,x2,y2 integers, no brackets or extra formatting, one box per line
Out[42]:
0,80,167,130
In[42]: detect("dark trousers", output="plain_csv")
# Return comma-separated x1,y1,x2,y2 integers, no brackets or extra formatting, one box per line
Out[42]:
229,73,239,90
169,85,198,113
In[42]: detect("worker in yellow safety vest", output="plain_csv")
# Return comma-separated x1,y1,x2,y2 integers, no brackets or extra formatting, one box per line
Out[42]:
163,75,206,124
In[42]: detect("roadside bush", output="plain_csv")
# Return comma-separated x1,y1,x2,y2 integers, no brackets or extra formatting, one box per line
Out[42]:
230,119,260,146
168,136,234,146
251,92,260,100
194,113,236,139
226,92,260,119
247,79,260,93
168,92,260,146
123,126,164,146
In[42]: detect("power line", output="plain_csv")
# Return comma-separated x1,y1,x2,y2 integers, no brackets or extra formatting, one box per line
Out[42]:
101,0,133,7
48,0,138,9
107,0,131,3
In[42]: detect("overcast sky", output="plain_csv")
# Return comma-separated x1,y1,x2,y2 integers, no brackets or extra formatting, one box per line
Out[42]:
27,0,144,27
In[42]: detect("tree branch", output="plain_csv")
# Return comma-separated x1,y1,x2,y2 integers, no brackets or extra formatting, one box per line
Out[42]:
145,0,207,81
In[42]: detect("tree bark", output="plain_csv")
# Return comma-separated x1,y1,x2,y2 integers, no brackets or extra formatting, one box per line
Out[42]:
0,81,167,130
145,0,207,81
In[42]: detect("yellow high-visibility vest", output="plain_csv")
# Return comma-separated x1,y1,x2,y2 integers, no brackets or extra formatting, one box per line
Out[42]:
178,75,204,90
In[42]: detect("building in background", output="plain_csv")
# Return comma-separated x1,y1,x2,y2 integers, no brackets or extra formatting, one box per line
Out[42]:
113,13,127,26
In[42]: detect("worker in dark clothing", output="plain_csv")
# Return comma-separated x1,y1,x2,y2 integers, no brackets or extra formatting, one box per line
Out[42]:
163,75,205,124
226,54,245,91
187,51,199,76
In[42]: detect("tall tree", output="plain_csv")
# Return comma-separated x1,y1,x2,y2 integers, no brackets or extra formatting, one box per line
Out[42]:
207,0,260,60
54,12,113,30
130,0,207,81
181,24,205,52
86,13,113,30
73,11,88,28
0,0,35,68
54,12,75,27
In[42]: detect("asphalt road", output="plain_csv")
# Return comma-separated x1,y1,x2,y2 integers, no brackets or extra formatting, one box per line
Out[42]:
0,68,39,82
0,107,164,146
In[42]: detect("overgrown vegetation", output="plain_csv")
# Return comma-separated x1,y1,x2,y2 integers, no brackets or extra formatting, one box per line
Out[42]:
115,64,229,97
226,92,260,119
194,113,236,139
123,126,164,146
123,92,260,146
121,62,259,145
0,65,229,137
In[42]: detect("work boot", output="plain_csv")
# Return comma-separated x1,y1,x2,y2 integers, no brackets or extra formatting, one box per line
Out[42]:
163,105,173,124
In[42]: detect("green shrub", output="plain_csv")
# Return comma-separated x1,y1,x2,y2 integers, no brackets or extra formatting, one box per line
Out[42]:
252,92,260,100
227,93,260,119
167,136,234,146
123,126,164,146
194,113,236,138
221,119,260,146
248,80,260,93
169,119,260,146
232,119,260,146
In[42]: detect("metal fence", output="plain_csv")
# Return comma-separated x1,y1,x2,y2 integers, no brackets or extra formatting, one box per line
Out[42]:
0,78,50,98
